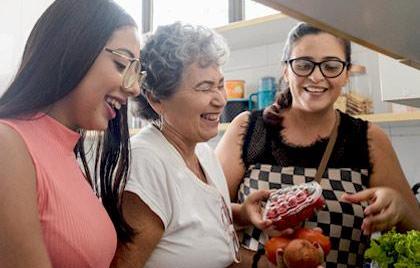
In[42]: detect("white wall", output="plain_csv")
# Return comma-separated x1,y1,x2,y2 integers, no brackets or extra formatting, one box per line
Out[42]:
380,123,420,188
0,0,54,95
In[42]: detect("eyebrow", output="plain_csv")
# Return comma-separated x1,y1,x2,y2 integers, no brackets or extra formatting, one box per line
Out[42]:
297,56,345,61
194,78,224,88
114,48,136,58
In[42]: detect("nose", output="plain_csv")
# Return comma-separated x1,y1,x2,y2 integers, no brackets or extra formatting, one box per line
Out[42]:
308,65,325,83
123,81,141,97
213,87,227,108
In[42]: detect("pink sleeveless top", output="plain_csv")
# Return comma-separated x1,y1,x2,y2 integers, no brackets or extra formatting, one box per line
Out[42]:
0,114,117,267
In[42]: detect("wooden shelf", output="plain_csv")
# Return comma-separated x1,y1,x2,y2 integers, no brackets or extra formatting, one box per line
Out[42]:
85,112,420,139
219,112,420,132
214,13,298,50
356,111,420,125
219,123,230,132
130,128,141,136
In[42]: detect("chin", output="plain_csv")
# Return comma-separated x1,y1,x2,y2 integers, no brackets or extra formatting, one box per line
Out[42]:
86,119,109,131
301,102,331,112
207,131,219,141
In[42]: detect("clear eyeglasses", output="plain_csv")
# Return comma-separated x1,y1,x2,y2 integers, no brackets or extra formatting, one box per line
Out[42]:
285,57,349,78
105,48,147,89
220,194,241,263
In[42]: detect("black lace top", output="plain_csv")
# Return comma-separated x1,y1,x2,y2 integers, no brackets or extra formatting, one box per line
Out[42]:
242,110,371,172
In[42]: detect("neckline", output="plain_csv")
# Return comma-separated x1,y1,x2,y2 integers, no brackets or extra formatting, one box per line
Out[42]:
37,113,81,153
276,110,342,150
149,125,217,189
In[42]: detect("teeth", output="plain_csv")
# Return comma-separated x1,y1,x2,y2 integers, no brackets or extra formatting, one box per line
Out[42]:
202,114,220,121
106,97,122,110
113,101,121,110
305,87,326,93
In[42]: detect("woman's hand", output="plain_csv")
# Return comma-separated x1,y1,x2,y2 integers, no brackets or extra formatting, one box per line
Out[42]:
341,187,410,235
236,189,272,229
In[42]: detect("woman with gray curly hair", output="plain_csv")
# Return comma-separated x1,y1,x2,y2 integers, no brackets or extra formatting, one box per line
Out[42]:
111,22,273,268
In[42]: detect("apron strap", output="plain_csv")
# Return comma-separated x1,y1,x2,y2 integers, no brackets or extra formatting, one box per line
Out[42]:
314,111,340,183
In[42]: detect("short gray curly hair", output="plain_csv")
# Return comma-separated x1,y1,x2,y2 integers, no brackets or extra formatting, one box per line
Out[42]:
135,21,230,120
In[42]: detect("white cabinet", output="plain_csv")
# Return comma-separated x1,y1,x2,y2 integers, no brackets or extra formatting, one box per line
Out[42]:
215,13,298,51
379,54,420,108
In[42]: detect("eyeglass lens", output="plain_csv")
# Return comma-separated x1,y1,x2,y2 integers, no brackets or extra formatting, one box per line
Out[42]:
123,61,144,89
291,59,346,78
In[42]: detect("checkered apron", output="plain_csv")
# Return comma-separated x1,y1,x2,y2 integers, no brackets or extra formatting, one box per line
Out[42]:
238,164,369,268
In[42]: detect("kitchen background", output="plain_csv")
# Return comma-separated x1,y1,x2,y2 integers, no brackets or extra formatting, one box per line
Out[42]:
1,0,419,193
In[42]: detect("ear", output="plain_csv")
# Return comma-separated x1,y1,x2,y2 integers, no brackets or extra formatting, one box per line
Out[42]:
145,91,163,115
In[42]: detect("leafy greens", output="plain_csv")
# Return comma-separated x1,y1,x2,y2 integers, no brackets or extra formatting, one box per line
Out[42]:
364,229,420,268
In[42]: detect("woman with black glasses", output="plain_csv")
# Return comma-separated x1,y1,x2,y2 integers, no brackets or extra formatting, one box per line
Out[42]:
216,22,420,267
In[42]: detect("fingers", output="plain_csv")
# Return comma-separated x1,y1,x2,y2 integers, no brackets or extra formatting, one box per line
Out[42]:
362,206,396,234
340,188,376,204
265,227,294,237
247,189,271,203
313,227,323,233
364,195,390,216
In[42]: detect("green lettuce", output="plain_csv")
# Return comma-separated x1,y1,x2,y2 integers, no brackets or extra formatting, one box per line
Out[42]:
364,229,420,268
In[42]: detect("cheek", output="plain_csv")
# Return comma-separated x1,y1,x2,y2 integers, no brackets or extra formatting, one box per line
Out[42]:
289,76,306,89
89,60,123,91
331,77,348,89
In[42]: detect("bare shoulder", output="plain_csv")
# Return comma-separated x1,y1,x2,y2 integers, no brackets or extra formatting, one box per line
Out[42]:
367,122,393,155
0,121,37,201
0,123,52,266
226,111,251,134
216,111,251,199
216,111,250,154
0,122,33,169
367,122,406,187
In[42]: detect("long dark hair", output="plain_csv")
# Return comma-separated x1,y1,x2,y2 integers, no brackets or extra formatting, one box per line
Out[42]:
0,0,135,242
263,22,352,125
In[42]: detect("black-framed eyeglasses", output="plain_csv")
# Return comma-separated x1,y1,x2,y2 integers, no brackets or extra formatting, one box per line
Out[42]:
285,58,349,78
105,48,147,89
220,194,241,263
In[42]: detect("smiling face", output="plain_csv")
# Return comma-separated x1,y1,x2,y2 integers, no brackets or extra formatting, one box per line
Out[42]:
156,62,226,144
49,26,141,130
284,33,349,113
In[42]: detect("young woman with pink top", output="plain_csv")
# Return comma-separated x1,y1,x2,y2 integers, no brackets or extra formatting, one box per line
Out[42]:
0,0,143,267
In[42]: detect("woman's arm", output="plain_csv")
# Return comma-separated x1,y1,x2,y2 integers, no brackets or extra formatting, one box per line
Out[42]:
111,192,164,268
0,124,52,268
215,111,250,200
342,123,420,232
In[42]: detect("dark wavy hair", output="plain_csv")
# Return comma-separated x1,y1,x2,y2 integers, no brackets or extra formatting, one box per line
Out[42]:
134,22,229,120
263,22,352,125
0,0,136,242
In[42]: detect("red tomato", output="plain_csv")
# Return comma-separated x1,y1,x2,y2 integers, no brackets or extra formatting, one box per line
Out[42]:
295,228,331,255
265,236,292,265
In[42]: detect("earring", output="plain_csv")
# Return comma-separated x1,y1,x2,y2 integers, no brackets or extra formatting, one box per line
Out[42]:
153,113,163,131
